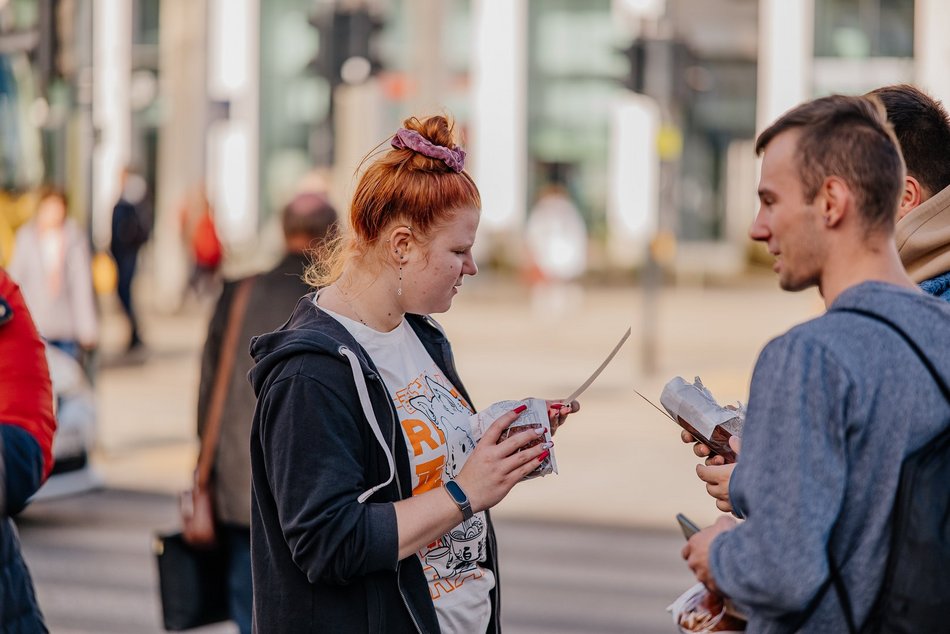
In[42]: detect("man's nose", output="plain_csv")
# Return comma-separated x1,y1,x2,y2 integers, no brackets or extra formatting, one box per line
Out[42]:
749,208,769,242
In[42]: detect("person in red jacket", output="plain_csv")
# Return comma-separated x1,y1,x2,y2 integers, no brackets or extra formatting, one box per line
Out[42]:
0,266,56,632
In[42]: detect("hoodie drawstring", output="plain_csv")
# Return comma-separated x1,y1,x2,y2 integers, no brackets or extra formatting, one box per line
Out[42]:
339,346,397,503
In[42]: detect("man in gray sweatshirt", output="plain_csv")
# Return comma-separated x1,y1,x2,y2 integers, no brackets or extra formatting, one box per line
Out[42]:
681,95,950,632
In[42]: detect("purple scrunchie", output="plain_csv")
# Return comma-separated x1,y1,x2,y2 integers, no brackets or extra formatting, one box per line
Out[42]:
390,128,466,173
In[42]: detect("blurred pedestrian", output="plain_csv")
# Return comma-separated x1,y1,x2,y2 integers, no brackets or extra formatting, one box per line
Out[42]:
179,187,223,305
247,115,576,633
8,187,98,364
681,95,950,631
524,183,587,316
109,168,151,352
193,192,338,634
0,266,57,632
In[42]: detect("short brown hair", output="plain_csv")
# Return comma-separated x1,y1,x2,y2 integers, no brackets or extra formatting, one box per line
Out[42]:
307,115,480,287
755,95,905,234
868,84,950,198
281,192,338,241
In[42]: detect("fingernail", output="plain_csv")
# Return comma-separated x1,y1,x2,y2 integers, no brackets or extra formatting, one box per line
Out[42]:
538,450,550,462
550,403,563,409
513,404,528,414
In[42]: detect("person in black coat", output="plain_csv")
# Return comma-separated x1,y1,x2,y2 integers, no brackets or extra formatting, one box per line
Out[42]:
110,169,151,351
195,192,338,634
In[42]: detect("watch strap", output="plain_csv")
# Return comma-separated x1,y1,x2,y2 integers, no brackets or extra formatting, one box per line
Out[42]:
444,479,473,521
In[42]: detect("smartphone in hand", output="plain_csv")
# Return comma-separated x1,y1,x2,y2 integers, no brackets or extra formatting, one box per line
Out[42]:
676,513,701,540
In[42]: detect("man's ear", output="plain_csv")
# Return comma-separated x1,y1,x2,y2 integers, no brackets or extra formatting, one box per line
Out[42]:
897,176,924,221
819,176,850,228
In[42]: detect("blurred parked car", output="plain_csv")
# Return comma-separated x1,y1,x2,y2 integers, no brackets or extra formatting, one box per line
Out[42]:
30,344,101,500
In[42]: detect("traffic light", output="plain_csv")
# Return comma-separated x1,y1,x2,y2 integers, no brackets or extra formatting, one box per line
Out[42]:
34,0,61,93
309,7,385,87
619,38,647,94
618,37,701,104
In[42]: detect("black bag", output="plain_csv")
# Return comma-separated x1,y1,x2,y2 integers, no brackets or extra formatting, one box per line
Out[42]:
153,531,230,631
830,308,950,633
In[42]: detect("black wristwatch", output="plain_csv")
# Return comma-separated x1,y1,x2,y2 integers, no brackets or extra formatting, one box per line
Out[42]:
444,480,473,521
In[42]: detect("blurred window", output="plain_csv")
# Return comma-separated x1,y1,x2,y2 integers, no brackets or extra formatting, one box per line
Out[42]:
8,0,39,30
814,0,914,58
527,0,624,233
133,0,160,47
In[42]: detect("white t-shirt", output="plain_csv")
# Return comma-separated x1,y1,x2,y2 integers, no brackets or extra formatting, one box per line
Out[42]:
319,303,495,634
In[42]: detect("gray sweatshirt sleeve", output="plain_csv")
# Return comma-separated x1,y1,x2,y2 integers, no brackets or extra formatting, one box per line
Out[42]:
709,333,852,618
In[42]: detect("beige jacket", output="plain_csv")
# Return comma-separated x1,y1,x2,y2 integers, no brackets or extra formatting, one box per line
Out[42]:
896,184,950,283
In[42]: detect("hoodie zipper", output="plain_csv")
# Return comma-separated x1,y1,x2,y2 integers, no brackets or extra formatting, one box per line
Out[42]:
373,373,425,634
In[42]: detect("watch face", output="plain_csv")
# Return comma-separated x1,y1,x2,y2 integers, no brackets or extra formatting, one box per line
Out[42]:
445,480,467,504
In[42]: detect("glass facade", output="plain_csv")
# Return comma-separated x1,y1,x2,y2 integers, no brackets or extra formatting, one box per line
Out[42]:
525,0,757,243
812,0,915,102
527,0,624,239
814,0,914,58
258,0,326,222
0,0,94,261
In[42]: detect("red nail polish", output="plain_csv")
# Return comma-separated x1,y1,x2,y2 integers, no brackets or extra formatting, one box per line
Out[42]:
550,403,563,408
513,404,527,414
538,450,550,462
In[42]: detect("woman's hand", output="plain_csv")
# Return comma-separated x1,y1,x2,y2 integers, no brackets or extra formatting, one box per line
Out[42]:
454,405,554,513
546,399,580,436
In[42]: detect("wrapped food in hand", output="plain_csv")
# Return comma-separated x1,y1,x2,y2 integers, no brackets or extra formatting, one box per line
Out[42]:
661,376,745,463
667,583,747,633
469,398,557,479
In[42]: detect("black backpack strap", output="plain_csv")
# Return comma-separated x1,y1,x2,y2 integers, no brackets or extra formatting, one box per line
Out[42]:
824,306,950,632
834,307,950,401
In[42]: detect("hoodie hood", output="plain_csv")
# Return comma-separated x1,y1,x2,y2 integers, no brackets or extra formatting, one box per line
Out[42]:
248,293,383,393
896,183,950,283
249,294,398,503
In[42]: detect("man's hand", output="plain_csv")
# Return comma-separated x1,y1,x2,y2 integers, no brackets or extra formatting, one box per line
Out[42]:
695,436,742,513
680,429,714,459
681,515,738,594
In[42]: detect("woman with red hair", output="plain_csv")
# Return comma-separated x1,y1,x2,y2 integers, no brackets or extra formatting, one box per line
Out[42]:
248,115,574,633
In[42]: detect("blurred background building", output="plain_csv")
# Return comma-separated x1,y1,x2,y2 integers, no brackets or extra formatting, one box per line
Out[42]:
1,0,946,304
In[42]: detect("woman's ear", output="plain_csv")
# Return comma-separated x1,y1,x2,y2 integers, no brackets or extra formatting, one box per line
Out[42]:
387,225,413,265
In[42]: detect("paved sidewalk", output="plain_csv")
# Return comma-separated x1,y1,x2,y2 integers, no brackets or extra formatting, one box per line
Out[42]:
92,274,820,530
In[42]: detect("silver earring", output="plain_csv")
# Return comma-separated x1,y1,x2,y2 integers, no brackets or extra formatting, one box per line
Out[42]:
397,264,403,296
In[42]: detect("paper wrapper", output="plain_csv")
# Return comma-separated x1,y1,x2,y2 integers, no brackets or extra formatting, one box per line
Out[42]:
469,398,557,479
661,376,745,464
667,583,747,633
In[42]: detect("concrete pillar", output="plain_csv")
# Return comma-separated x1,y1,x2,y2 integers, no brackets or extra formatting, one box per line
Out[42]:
154,0,208,308
470,0,527,234
332,80,383,219
915,0,950,106
756,0,814,132
91,0,131,250
607,94,660,267
408,0,445,116
206,0,260,250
